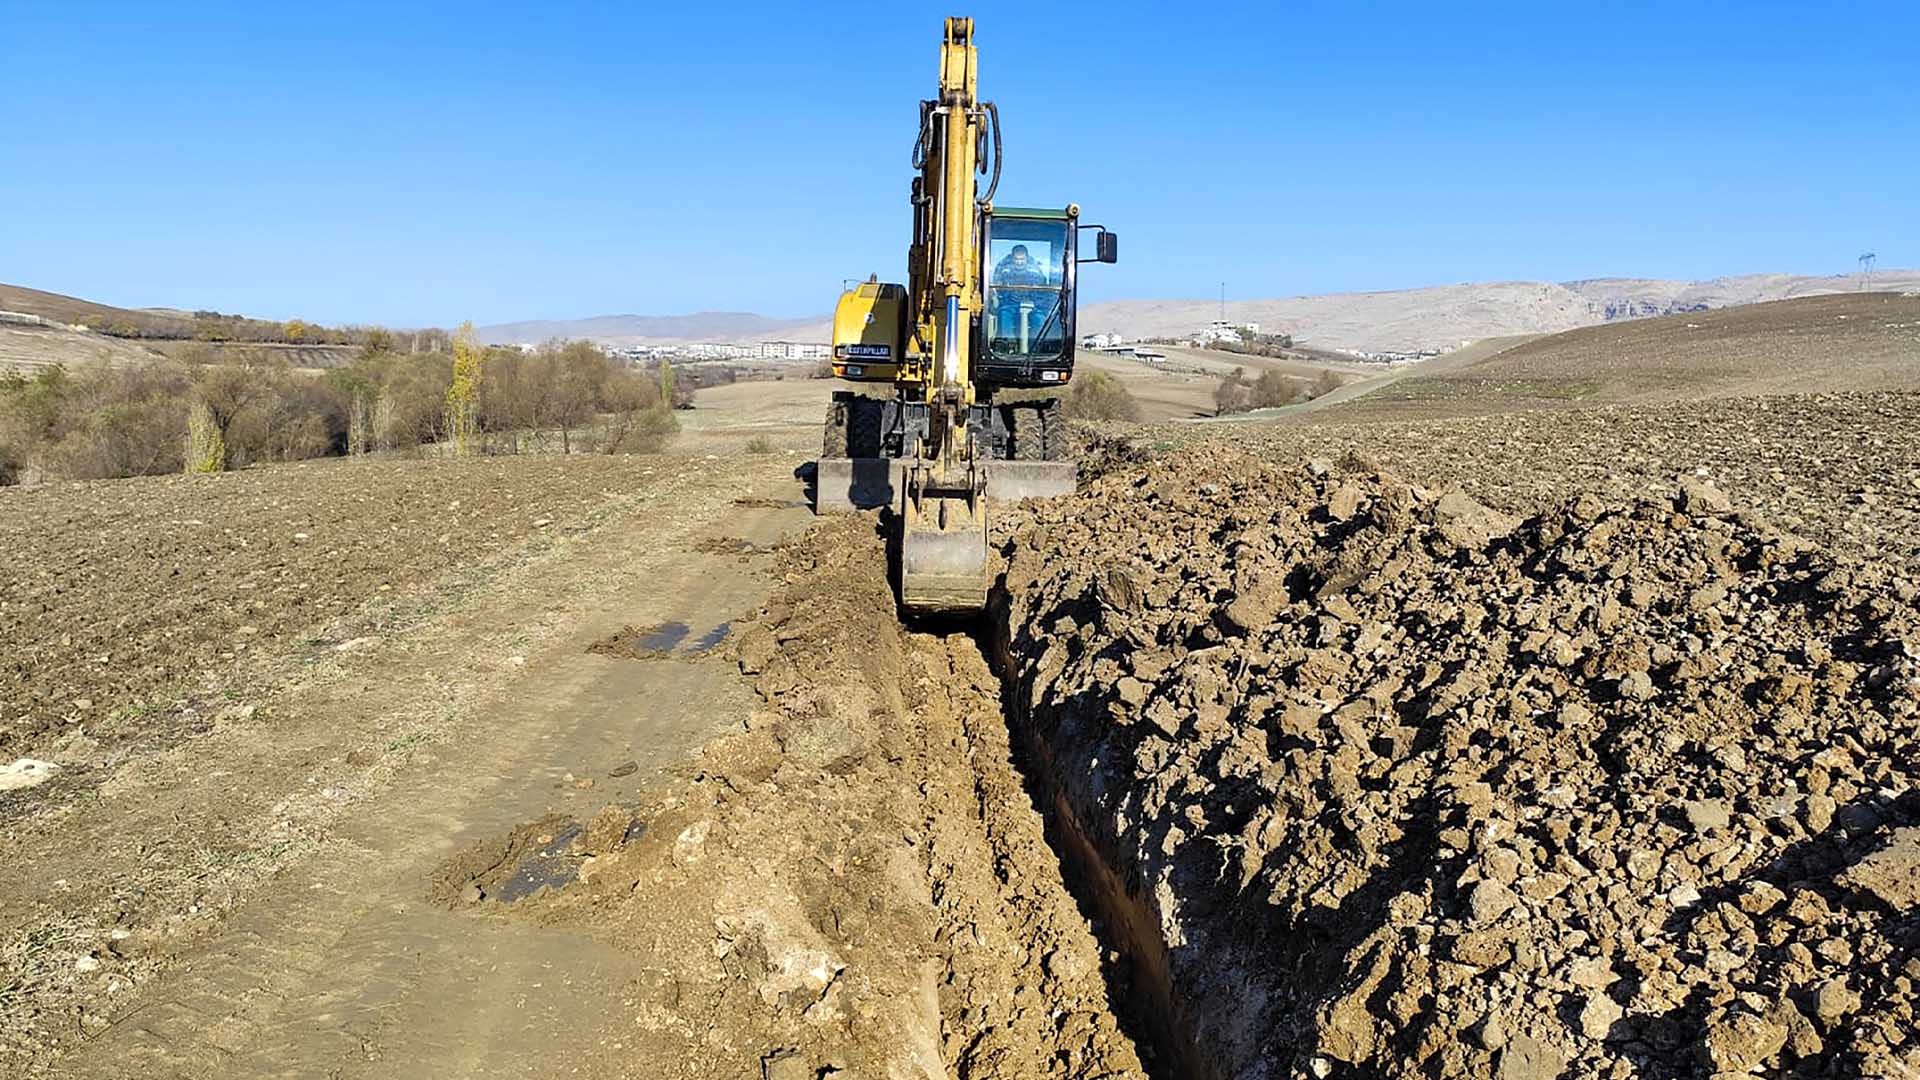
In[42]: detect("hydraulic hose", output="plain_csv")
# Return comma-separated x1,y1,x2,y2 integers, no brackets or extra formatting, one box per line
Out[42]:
977,101,1001,207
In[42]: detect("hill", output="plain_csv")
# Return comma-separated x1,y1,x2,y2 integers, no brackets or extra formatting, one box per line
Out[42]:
1082,269,1920,354
0,282,183,327
1330,291,1920,418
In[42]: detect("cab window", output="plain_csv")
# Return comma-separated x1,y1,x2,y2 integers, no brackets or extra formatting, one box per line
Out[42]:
985,218,1068,361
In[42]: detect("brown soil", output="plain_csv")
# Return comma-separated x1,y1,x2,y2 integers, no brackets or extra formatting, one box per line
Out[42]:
1238,390,1920,571
0,455,666,775
997,444,1920,1078
485,516,1150,1078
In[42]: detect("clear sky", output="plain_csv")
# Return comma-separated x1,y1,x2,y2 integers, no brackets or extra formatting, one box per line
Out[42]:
2,1,1914,327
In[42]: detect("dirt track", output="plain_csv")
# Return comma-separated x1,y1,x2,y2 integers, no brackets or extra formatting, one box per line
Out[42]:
1,451,816,1075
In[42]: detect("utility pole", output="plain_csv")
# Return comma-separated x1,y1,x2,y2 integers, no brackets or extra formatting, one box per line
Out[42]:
1219,282,1226,324
1858,252,1877,291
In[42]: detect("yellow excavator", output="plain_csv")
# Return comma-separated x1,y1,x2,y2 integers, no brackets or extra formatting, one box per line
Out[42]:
815,16,1117,614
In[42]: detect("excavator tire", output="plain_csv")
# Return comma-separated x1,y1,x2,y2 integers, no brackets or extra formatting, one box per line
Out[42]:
1008,398,1066,462
821,393,851,458
1010,401,1045,461
1039,398,1067,461
848,396,886,459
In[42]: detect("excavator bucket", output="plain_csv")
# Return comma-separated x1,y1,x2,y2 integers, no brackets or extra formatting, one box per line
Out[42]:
898,468,990,614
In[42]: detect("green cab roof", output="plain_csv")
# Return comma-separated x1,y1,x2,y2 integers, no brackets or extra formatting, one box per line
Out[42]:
989,205,1075,220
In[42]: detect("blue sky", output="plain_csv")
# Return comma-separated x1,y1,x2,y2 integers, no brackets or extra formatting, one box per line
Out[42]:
2,1,1914,327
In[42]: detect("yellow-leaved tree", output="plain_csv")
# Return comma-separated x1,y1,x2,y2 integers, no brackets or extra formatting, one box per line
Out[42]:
184,401,224,473
445,321,484,455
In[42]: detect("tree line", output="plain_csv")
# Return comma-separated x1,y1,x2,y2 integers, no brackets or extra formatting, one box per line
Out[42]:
73,306,454,351
1,328,681,485
1212,366,1343,414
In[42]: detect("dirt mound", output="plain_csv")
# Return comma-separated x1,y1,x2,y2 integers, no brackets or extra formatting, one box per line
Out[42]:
999,447,1920,1078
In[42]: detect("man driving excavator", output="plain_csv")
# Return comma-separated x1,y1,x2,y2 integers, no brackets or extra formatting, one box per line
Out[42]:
991,243,1057,344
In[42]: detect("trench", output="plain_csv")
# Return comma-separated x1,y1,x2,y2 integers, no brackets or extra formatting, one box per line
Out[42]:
958,596,1210,1080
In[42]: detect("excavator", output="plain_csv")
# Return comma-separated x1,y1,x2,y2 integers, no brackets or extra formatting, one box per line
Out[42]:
815,16,1117,614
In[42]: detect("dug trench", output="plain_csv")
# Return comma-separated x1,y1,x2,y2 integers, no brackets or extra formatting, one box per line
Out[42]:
451,445,1919,1079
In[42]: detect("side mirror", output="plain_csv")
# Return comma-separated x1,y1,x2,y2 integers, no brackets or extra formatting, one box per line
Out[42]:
1096,230,1118,263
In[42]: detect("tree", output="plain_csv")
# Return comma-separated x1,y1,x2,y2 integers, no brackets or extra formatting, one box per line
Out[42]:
445,321,485,455
1061,371,1140,421
184,402,224,473
658,360,678,407
1213,367,1250,415
359,327,394,360
195,360,277,468
1248,369,1298,408
553,341,607,453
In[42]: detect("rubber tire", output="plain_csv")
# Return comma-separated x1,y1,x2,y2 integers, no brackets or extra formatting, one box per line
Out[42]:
848,397,885,459
821,395,850,458
1039,398,1067,461
1011,402,1046,461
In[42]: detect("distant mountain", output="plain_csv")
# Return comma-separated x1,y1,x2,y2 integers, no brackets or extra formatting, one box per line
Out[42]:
1081,270,1920,354
476,312,829,347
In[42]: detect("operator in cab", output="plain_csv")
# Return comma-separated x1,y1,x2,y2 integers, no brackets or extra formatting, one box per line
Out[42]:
993,244,1048,288
991,244,1059,348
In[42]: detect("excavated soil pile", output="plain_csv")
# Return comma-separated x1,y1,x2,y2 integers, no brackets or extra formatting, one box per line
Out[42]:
999,446,1920,1079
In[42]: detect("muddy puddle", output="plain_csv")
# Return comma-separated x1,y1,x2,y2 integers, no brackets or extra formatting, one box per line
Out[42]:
587,620,732,659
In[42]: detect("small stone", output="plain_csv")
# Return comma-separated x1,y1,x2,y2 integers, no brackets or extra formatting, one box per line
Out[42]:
1837,826,1920,908
1737,881,1785,915
1578,992,1623,1040
1468,879,1517,925
1667,884,1702,908
1475,1013,1508,1050
1484,847,1523,884
1617,670,1657,702
1682,799,1732,834
74,955,102,974
1496,1033,1566,1080
1770,997,1821,1058
609,760,639,778
1115,676,1147,707
0,758,62,793
1812,978,1860,1026
1699,1008,1787,1073
1327,484,1365,521
1626,849,1661,881
1567,956,1616,990
1678,478,1734,516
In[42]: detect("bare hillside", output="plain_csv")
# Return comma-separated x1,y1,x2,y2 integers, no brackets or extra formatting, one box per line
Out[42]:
1336,292,1920,417
0,319,164,374
1083,269,1919,353
0,283,169,327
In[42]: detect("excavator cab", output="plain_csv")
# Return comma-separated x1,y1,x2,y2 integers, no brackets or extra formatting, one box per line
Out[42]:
977,207,1117,388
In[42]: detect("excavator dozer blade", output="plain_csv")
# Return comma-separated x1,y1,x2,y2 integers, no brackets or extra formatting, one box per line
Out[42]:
898,486,990,614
